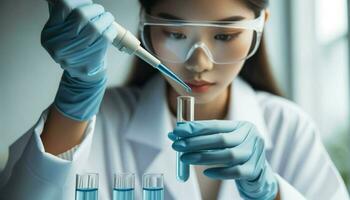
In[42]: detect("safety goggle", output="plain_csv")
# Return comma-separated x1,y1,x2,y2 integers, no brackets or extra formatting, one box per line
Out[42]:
139,10,265,64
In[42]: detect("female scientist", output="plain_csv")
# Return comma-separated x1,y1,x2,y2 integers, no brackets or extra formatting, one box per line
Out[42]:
0,0,349,199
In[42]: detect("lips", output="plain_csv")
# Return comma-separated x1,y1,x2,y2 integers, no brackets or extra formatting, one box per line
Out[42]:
186,80,215,93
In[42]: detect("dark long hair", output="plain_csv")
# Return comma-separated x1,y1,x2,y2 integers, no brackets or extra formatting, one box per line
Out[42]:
125,0,282,96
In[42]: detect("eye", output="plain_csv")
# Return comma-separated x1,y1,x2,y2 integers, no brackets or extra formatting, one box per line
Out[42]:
214,33,240,41
163,30,187,40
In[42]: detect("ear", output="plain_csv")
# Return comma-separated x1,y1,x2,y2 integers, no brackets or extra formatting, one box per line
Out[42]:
264,9,270,23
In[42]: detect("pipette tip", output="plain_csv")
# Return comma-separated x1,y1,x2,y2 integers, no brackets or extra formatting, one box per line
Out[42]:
157,64,192,93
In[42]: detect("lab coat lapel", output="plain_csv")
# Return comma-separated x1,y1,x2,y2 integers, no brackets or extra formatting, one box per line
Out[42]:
143,138,202,200
125,74,169,151
228,77,272,149
124,75,169,188
125,75,201,200
217,77,273,199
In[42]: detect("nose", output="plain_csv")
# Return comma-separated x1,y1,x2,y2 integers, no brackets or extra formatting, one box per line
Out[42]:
185,47,214,73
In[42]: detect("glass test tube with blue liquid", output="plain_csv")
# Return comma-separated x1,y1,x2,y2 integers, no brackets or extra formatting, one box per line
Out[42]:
142,173,164,200
113,173,135,200
75,173,99,200
176,96,194,182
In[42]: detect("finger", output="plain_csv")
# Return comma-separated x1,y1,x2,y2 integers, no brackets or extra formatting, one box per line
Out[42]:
64,0,93,10
61,4,105,36
90,12,115,36
203,165,243,180
172,129,249,152
51,34,91,58
168,132,177,141
180,148,250,166
80,11,115,45
46,9,111,58
242,137,265,180
43,4,105,44
47,0,93,25
102,23,118,43
47,1,71,25
72,3,105,22
203,138,265,180
173,120,243,138
61,36,107,69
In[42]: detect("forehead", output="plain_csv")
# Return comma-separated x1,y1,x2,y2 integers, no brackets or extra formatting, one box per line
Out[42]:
150,0,255,21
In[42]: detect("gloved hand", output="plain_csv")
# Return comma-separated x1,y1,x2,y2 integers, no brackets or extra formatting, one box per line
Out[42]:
41,0,117,121
169,120,278,200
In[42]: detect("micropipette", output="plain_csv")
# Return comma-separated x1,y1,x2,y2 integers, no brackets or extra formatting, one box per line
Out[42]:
45,0,191,92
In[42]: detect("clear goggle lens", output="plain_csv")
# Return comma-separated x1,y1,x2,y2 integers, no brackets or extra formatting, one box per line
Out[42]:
141,24,262,64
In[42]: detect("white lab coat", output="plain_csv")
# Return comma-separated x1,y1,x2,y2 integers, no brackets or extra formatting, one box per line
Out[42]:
0,74,349,200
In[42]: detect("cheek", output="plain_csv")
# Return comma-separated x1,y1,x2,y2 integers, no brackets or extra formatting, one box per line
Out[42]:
215,63,244,85
165,63,183,74
163,62,243,80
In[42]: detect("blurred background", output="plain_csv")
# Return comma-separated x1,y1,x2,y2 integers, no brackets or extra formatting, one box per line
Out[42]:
0,0,349,191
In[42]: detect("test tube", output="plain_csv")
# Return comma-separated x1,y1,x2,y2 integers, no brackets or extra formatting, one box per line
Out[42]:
176,96,194,182
75,173,99,200
142,173,164,200
113,173,135,200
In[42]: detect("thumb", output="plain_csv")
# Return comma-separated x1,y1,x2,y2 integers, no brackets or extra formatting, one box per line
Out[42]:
46,0,92,25
46,0,71,25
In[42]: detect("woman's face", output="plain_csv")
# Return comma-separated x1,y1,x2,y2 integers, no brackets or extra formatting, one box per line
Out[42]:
150,0,257,104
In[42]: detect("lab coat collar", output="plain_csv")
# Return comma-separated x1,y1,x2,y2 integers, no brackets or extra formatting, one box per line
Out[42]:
125,74,172,150
228,77,272,149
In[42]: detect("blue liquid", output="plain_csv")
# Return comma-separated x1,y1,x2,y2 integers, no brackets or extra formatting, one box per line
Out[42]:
143,188,164,200
177,151,189,182
113,188,134,200
75,188,98,200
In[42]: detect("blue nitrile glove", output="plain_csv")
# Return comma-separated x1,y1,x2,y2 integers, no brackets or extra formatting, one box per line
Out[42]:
169,120,278,200
41,0,117,121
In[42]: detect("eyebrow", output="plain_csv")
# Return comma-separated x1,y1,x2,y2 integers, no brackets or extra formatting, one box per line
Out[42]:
156,13,246,21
